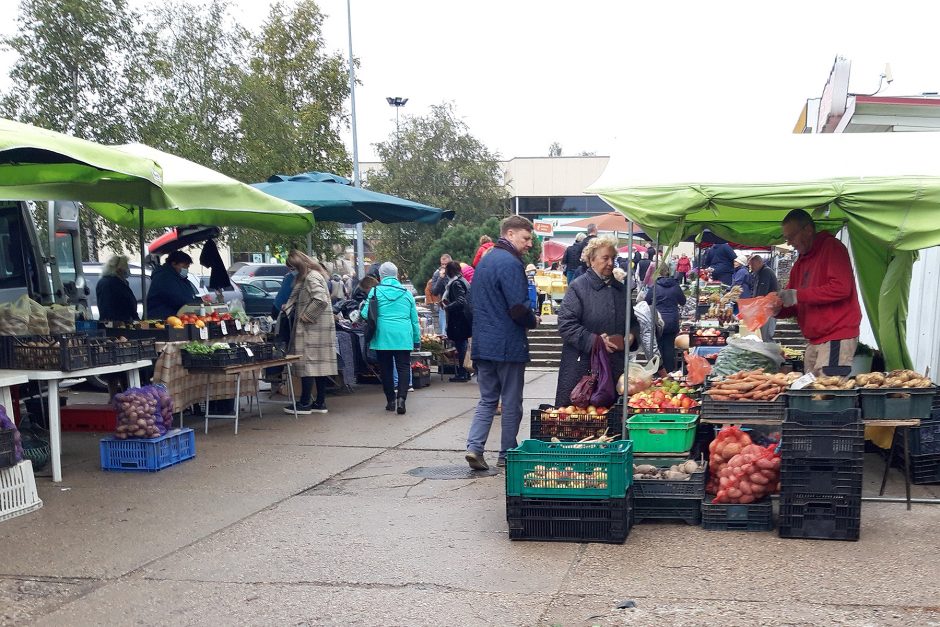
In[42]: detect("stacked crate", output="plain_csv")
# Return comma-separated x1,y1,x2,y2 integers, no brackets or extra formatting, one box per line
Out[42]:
778,408,864,541
505,439,634,543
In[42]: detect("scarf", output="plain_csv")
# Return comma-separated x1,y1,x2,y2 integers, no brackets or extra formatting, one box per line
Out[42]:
494,237,522,259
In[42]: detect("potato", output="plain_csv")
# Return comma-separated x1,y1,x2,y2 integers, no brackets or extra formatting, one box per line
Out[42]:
681,460,700,474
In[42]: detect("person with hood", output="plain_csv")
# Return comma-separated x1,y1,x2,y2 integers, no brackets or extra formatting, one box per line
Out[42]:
442,260,472,382
563,233,586,284
556,237,639,407
146,250,197,320
731,253,752,298
97,255,139,322
283,251,337,414
645,266,687,373
708,242,737,285
472,235,494,267
361,262,421,414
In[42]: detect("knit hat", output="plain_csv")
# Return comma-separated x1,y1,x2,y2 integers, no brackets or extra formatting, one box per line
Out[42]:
379,261,398,278
734,253,749,266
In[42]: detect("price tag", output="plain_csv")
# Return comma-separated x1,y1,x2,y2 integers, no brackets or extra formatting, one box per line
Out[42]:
199,326,209,340
244,347,254,358
235,319,242,331
220,321,228,335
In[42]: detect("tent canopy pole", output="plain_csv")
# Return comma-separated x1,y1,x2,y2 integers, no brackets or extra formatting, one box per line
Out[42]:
139,207,147,319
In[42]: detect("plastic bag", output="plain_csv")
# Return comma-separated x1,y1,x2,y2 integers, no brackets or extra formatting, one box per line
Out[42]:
46,304,76,334
0,300,30,336
628,354,660,396
737,294,782,332
112,385,174,439
590,336,615,408
684,352,712,385
707,426,781,503
17,295,49,335
712,336,785,378
0,404,24,462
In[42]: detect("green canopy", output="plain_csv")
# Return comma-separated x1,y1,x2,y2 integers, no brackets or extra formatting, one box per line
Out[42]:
87,143,315,236
0,118,165,205
588,132,940,369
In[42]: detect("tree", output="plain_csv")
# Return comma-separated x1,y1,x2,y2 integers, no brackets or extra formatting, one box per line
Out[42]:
549,141,563,157
0,0,155,258
227,0,353,260
366,103,509,279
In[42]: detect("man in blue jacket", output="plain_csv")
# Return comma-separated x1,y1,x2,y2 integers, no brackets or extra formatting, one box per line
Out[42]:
465,216,539,470
707,242,737,286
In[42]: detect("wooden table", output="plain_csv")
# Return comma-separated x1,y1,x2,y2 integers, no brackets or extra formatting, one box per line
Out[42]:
0,360,151,482
184,356,301,435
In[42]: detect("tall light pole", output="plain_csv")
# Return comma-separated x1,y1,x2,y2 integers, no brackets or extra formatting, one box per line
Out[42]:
346,0,365,277
386,96,408,151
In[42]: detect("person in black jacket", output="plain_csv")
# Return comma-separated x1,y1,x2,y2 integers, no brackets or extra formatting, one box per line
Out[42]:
146,250,197,320
563,233,585,284
97,255,138,322
645,271,687,372
571,224,598,278
442,261,472,382
748,254,779,341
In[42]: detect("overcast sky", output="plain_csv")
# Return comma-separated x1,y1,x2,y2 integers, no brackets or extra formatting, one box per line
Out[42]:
3,0,940,163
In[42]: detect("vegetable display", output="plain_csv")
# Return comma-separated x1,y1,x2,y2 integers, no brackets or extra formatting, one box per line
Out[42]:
707,426,781,504
633,459,702,481
706,370,800,401
856,370,934,389
112,385,174,439
711,337,784,378
523,465,609,490
801,375,857,390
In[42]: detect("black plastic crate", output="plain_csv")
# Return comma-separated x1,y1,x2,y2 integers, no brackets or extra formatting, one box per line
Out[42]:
110,339,140,364
413,372,431,389
701,497,774,532
137,338,158,360
530,406,622,442
689,327,730,347
8,335,93,371
786,388,858,412
701,397,786,422
893,451,940,485
251,342,275,361
634,496,701,525
0,428,16,469
781,409,864,461
632,458,707,498
778,495,861,541
904,418,940,456
780,460,863,497
87,338,116,367
180,347,248,370
860,387,936,420
506,490,634,544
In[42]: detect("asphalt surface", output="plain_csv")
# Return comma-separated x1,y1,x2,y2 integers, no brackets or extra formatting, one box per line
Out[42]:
1,368,939,626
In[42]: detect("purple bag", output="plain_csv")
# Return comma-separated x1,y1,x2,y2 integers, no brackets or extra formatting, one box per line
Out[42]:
590,336,615,408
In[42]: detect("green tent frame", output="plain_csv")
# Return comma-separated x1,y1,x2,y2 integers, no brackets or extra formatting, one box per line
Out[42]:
588,133,940,369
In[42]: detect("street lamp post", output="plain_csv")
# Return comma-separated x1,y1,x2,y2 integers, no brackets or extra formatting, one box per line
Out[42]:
346,0,365,277
386,96,408,151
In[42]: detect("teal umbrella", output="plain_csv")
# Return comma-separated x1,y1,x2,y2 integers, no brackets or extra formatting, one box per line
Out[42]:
252,172,455,224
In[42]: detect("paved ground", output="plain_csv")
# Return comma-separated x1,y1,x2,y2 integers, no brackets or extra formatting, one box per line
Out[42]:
1,369,939,626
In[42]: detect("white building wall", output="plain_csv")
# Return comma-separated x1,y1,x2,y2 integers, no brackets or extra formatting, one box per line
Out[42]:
905,247,940,377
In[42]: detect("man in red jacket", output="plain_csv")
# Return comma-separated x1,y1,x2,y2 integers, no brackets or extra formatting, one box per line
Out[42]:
775,209,861,375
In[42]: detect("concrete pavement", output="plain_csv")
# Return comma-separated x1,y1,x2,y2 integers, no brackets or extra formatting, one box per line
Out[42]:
1,370,939,626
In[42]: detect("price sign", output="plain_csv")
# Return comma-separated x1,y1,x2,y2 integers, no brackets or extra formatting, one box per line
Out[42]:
199,326,209,340
235,320,242,331
220,321,228,335
244,347,254,358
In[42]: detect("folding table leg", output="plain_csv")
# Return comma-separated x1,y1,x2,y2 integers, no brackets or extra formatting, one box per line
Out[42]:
234,373,242,435
904,427,912,511
48,379,62,483
286,363,298,419
204,379,211,435
878,434,896,496
255,370,263,420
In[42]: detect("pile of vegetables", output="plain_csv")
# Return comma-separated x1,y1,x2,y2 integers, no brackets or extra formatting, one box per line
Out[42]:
707,426,780,503
711,337,785,378
800,375,857,390
523,465,609,490
706,369,800,401
633,459,703,481
181,341,235,354
112,385,175,439
856,370,934,389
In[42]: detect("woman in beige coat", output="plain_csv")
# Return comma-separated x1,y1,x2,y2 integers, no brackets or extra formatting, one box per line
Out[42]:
283,250,337,414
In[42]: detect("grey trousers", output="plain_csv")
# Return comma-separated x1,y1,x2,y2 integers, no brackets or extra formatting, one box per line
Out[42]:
466,359,526,458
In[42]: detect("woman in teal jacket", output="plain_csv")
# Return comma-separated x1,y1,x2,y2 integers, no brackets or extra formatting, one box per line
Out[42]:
361,262,421,414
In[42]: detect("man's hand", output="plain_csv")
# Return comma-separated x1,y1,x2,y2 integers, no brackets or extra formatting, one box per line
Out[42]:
778,289,798,307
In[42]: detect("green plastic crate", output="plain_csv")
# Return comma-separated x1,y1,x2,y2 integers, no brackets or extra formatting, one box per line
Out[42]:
860,387,936,420
786,388,858,412
505,439,633,500
626,414,698,453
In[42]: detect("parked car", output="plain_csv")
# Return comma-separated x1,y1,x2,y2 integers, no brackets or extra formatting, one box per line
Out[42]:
235,282,276,316
230,263,289,281
242,277,283,294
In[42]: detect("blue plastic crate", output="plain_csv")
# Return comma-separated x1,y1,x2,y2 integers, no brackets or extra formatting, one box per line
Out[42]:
99,429,196,472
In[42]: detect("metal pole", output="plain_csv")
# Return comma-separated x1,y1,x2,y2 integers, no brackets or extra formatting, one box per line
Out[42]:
347,0,365,278
695,242,702,323
650,234,659,367
622,221,634,438
139,206,147,319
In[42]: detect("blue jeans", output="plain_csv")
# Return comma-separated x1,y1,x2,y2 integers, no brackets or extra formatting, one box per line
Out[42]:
466,360,526,459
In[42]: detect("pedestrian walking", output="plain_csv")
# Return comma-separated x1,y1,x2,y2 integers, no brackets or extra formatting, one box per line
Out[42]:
282,251,337,414
465,216,539,470
361,262,421,414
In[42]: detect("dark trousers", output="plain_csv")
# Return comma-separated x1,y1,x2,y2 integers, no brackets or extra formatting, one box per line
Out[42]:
453,338,468,375
660,331,678,372
377,349,411,401
300,376,329,405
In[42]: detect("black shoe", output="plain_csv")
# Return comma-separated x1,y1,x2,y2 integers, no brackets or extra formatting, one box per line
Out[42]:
309,402,328,414
385,401,395,411
396,398,406,414
449,374,469,382
285,402,313,415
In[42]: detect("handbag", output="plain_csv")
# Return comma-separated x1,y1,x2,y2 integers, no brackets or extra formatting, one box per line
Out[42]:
363,288,379,345
569,335,607,407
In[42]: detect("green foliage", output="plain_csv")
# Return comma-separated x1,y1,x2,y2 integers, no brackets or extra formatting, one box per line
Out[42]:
365,103,509,279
